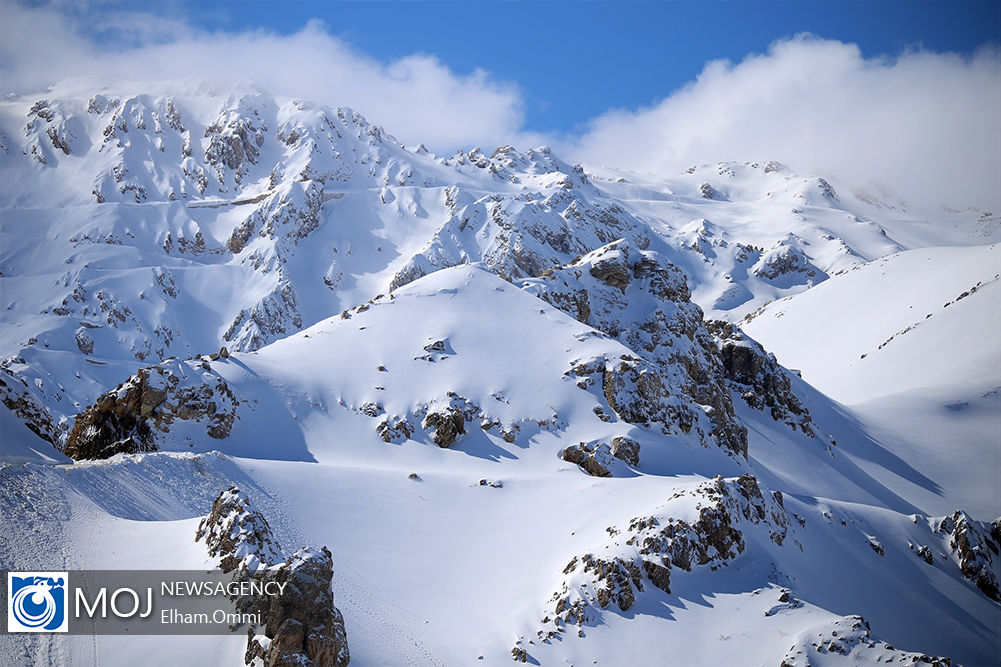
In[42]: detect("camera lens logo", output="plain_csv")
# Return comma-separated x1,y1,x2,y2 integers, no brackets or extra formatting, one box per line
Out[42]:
7,572,68,633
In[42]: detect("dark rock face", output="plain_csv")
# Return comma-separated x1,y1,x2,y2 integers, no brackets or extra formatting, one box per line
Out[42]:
610,436,640,466
937,510,1001,601
64,360,241,460
196,487,350,667
247,547,351,667
707,320,816,437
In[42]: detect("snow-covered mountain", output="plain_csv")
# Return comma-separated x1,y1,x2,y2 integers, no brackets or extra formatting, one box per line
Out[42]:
1,83,998,666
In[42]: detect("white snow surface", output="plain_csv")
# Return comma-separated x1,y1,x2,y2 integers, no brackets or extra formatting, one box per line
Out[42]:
1,83,999,666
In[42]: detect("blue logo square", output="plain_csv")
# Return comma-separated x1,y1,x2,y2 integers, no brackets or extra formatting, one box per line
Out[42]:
7,572,68,633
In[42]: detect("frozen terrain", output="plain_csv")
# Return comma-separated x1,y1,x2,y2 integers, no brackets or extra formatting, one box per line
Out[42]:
1,82,998,666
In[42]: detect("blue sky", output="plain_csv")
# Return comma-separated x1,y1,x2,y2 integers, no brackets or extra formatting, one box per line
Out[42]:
175,0,1000,135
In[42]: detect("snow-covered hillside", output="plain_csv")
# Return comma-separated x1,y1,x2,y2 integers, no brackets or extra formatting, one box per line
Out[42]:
1,83,998,667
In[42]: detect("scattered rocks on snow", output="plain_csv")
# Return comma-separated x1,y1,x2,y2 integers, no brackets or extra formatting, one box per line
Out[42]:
560,439,638,478
422,407,466,448
779,615,951,667
533,474,792,642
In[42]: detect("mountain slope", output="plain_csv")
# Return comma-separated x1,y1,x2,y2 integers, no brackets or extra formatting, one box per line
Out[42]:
1,83,999,667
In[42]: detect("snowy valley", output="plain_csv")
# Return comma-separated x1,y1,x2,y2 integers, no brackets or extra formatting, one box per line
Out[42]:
0,83,999,666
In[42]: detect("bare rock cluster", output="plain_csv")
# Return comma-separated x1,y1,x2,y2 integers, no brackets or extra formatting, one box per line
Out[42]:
63,359,241,460
530,474,792,646
196,486,350,667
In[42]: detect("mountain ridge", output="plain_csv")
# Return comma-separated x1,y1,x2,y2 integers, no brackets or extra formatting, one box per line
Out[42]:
1,83,998,666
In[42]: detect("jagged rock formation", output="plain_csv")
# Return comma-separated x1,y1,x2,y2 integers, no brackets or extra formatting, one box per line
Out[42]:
936,510,1001,601
530,474,791,644
706,320,817,436
195,486,283,572
64,358,241,459
752,240,825,285
526,239,748,457
388,148,654,292
196,487,350,667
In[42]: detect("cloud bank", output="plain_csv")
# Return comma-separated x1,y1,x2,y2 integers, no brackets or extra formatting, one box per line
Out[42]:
1,2,998,210
0,1,536,150
568,36,1001,212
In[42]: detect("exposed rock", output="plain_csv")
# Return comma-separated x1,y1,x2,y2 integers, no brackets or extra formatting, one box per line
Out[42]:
0,369,59,444
376,418,413,443
422,408,466,448
64,360,241,460
610,436,641,466
780,616,951,667
195,486,283,573
197,487,350,667
74,327,94,355
249,547,350,667
388,157,650,292
223,277,303,352
752,240,824,284
560,439,638,477
537,475,792,640
936,510,1001,601
707,320,816,437
700,182,721,200
527,240,748,459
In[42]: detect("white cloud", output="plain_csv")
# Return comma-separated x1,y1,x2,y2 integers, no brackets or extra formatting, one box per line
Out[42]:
1,4,997,211
0,2,537,151
567,35,1001,211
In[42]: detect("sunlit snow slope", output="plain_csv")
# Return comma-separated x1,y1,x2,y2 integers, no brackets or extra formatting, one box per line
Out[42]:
1,82,998,667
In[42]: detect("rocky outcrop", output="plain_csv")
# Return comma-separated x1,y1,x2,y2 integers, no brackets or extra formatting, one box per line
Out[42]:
245,547,350,667
64,359,241,460
196,487,350,667
196,486,283,573
529,474,791,645
527,240,748,458
0,368,59,444
706,320,816,436
560,436,640,477
780,616,951,667
752,240,824,285
223,277,303,352
936,510,1001,601
388,157,655,292
422,408,466,448
369,391,501,449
